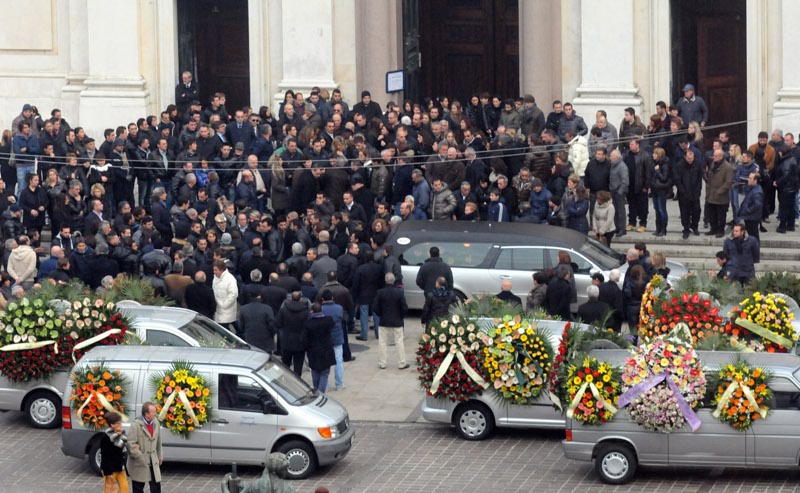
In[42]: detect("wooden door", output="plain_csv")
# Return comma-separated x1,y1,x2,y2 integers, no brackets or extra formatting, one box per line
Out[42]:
419,0,519,103
697,16,746,146
192,0,251,112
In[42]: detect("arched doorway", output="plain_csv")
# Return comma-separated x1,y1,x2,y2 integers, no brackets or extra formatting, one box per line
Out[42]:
177,0,251,112
403,0,519,104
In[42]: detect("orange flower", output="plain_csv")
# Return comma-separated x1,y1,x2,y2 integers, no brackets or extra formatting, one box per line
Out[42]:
103,372,111,380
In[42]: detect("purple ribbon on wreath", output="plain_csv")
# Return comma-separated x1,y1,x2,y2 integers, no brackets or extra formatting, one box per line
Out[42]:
618,373,702,432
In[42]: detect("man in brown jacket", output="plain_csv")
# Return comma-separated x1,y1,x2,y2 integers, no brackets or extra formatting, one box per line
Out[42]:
704,149,735,238
128,401,163,493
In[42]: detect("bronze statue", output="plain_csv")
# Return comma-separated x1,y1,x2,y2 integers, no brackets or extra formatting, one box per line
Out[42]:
221,452,296,493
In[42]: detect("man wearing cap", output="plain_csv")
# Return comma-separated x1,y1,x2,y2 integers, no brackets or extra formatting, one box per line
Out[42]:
676,84,709,128
12,104,40,138
352,91,382,121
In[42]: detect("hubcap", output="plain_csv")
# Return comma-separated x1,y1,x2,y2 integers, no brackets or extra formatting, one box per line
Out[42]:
285,449,310,475
602,452,629,479
95,449,103,471
459,409,486,437
30,398,57,426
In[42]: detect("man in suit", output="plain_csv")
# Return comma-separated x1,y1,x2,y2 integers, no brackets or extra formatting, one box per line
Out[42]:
226,109,255,154
175,71,199,117
127,401,163,493
185,271,216,319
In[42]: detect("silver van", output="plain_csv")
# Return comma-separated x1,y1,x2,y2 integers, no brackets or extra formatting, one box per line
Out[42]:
61,345,353,480
0,305,249,429
422,320,593,440
563,350,800,484
389,221,686,310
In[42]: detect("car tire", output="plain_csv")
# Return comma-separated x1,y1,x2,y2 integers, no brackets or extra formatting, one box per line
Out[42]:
454,402,494,441
88,439,103,476
453,290,468,304
595,442,637,484
24,390,61,429
276,439,318,479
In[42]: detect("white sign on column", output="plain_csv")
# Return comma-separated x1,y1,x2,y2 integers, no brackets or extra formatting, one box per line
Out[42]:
572,0,642,129
274,0,338,106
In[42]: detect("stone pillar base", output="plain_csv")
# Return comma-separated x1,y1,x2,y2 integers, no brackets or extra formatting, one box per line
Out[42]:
572,87,643,131
772,90,800,132
79,78,150,138
61,75,87,128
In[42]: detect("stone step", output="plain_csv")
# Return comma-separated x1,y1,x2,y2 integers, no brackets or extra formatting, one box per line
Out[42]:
618,230,800,249
619,244,800,262
677,257,800,273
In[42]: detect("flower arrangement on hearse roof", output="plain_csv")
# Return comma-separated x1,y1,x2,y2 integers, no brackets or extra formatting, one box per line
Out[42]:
0,294,129,382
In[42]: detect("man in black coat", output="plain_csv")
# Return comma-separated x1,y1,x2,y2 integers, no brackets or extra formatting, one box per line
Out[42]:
596,272,625,332
175,71,199,116
185,271,216,320
336,242,360,290
495,280,522,306
577,285,611,326
546,265,573,321
261,273,290,316
238,291,276,353
352,259,384,341
150,187,173,242
415,247,453,297
420,277,457,326
371,273,409,369
315,271,356,362
87,244,120,290
274,291,310,376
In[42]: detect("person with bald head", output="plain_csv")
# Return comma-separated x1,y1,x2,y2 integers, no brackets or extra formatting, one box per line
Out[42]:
495,279,522,306
185,270,216,319
37,245,64,281
704,147,734,238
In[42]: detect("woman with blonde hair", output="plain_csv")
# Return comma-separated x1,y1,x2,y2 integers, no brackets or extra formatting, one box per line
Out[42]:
269,154,289,215
687,121,705,154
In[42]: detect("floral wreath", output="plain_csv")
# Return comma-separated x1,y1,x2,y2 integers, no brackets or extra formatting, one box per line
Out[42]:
639,276,724,344
480,317,553,405
70,363,130,430
618,335,706,433
549,322,577,410
0,296,129,382
417,314,487,402
151,361,211,438
728,292,797,353
565,357,620,425
709,359,772,431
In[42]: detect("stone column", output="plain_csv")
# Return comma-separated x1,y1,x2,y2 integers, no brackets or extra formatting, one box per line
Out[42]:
273,0,338,106
519,0,561,107
571,0,642,130
772,0,800,134
61,0,89,124
79,0,150,138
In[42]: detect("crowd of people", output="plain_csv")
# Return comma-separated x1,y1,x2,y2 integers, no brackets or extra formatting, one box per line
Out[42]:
0,74,777,392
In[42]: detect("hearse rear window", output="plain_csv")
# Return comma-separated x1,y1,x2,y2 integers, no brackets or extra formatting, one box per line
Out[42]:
398,242,492,268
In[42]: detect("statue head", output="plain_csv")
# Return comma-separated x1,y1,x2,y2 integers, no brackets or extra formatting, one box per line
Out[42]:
266,452,289,478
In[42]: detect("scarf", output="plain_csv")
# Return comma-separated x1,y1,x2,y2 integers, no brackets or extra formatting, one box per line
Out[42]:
105,427,128,449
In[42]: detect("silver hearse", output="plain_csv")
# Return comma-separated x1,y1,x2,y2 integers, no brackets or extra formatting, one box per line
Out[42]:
0,305,249,429
563,350,800,484
421,319,594,440
62,345,353,480
388,221,686,310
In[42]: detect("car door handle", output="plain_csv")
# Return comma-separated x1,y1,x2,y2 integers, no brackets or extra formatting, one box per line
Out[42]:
211,418,229,424
499,275,511,280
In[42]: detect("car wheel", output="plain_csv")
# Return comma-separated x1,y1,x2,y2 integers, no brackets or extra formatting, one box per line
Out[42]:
24,391,61,429
595,442,637,484
454,402,494,440
277,440,318,479
88,439,103,476
453,290,468,304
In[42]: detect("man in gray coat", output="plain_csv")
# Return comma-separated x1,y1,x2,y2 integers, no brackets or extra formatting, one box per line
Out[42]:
128,401,163,493
429,179,457,220
308,243,337,288
676,84,709,128
608,149,630,237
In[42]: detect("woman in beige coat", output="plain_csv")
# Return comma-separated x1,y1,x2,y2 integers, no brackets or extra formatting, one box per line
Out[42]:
593,190,617,246
127,402,163,493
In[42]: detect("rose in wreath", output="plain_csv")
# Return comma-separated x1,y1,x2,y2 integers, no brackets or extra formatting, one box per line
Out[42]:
70,363,130,430
417,314,487,402
151,361,211,438
727,292,797,353
639,280,724,344
480,317,553,405
709,359,772,431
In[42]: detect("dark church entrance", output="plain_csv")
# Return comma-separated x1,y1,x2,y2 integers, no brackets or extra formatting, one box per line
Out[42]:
403,0,519,104
671,0,747,146
177,0,250,112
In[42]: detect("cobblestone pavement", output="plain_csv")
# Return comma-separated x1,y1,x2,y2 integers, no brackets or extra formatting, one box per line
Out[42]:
3,411,800,493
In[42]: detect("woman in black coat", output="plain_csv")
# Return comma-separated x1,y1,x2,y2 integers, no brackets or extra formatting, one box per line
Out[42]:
18,172,48,234
303,303,336,393
99,411,129,492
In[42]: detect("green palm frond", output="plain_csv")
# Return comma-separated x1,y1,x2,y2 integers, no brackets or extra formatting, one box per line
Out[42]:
106,276,175,306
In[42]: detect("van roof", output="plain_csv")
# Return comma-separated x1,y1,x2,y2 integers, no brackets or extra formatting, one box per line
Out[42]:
588,349,800,373
78,345,269,370
389,221,584,248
